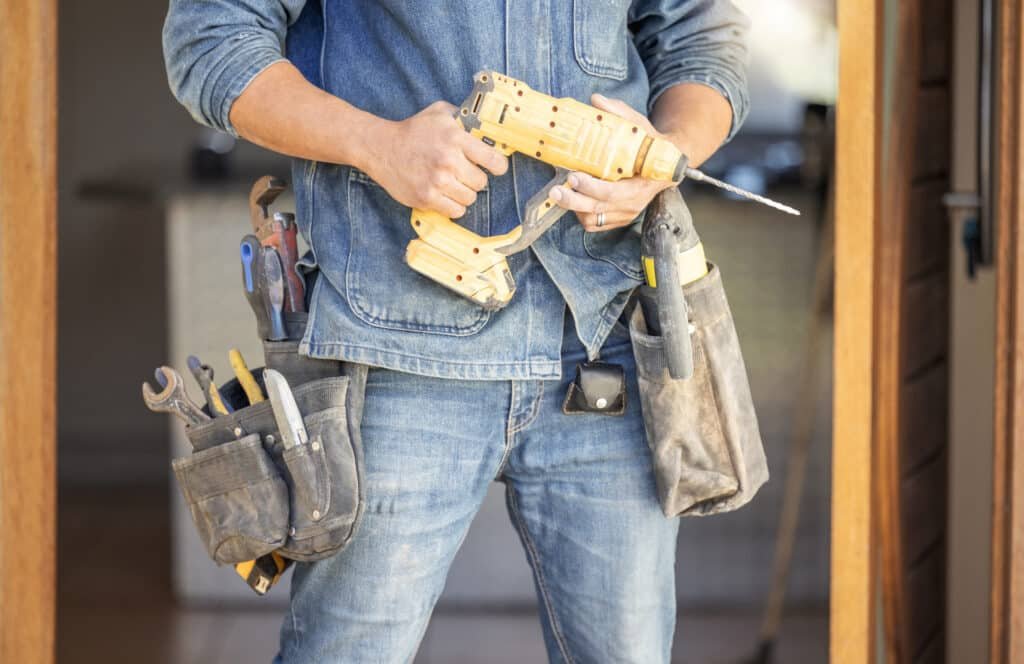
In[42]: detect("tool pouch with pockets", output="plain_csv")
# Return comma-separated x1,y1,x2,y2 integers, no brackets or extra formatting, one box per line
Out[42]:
630,264,769,517
172,311,366,565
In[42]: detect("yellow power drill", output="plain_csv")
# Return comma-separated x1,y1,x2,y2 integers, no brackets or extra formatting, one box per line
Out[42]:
405,70,798,310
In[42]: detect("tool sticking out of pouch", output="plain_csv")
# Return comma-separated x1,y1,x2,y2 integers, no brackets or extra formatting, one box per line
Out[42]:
229,348,265,405
240,234,275,340
258,212,305,312
142,366,211,427
223,350,292,596
639,187,706,380
236,554,290,596
247,176,305,313
248,175,288,230
264,369,308,449
260,247,289,341
187,354,233,415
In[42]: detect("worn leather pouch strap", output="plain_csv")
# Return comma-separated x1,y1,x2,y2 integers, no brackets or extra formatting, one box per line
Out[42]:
562,361,626,416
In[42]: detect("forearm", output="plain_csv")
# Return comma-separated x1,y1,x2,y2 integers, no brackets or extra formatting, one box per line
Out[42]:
650,83,734,168
228,61,384,173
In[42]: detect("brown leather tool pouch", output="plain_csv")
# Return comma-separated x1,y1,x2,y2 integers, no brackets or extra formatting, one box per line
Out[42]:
629,263,769,517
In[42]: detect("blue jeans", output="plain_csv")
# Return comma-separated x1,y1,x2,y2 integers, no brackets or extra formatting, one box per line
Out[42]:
274,317,680,663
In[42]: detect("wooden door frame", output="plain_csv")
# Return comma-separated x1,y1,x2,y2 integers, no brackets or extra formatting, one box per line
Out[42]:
832,1,883,662
991,0,1024,661
0,1,58,663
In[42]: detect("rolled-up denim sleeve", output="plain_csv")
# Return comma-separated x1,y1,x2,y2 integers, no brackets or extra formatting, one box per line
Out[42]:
163,0,307,136
629,0,750,141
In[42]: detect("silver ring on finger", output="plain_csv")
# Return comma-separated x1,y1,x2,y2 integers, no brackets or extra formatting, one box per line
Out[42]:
596,212,606,228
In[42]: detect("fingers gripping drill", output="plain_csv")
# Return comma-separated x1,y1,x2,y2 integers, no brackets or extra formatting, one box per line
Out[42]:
405,70,798,311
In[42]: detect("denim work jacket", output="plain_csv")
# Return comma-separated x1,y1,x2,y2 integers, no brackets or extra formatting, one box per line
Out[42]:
163,1,750,380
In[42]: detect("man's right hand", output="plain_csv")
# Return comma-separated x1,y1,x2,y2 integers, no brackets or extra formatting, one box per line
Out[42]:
229,63,508,219
361,102,509,219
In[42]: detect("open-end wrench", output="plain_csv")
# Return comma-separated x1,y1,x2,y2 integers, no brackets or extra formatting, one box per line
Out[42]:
142,366,211,427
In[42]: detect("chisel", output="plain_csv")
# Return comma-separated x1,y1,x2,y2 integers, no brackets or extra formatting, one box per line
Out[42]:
261,247,288,341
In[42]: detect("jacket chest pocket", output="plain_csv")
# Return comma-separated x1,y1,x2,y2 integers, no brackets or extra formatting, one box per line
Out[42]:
345,169,492,336
573,0,630,80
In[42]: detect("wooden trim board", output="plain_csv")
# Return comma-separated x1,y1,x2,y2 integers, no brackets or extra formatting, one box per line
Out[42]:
991,0,1024,661
833,1,883,662
0,1,58,662
874,0,921,659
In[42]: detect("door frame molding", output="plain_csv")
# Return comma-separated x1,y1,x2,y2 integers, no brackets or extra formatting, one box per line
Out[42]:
832,1,883,662
991,0,1024,661
0,1,58,663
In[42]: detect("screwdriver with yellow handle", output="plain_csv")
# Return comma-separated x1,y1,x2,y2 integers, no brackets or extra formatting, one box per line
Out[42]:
405,70,798,310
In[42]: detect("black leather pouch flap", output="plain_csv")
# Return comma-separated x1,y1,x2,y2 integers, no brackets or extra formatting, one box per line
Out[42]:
562,361,626,416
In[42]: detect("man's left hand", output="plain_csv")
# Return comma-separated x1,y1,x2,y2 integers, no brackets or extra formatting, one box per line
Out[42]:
549,94,677,233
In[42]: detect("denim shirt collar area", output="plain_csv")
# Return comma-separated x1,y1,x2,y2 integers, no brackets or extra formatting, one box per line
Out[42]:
163,0,750,380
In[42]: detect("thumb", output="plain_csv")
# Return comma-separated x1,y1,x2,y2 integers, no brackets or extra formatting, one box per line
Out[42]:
591,94,652,128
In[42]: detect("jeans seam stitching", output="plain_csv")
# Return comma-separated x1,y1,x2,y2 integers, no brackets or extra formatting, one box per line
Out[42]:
507,487,576,664
494,383,519,478
509,380,544,435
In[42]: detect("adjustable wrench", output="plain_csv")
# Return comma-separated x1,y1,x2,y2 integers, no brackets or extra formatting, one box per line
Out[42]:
248,175,287,231
142,366,211,427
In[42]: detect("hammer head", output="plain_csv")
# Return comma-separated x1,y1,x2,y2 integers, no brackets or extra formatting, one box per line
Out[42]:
249,175,288,231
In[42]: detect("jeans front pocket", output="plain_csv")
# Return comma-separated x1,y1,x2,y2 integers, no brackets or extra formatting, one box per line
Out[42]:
172,434,290,564
573,0,630,80
345,169,492,335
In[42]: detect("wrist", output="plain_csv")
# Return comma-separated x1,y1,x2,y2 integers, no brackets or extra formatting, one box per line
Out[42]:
662,128,704,168
336,110,393,176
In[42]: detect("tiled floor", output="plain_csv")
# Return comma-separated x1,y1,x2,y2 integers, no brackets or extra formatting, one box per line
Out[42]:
58,487,827,663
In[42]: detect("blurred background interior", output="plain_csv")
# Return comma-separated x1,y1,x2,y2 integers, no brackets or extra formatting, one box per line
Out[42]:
57,1,838,662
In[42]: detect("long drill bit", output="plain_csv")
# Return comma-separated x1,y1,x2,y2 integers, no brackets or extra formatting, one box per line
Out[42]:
684,167,802,216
